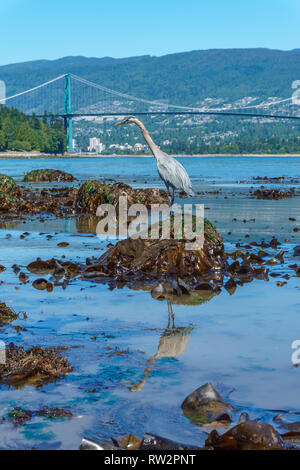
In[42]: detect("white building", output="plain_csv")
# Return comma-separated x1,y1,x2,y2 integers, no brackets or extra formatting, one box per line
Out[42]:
134,143,147,152
88,137,106,153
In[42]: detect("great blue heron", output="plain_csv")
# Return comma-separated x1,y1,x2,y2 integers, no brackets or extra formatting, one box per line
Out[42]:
114,116,195,205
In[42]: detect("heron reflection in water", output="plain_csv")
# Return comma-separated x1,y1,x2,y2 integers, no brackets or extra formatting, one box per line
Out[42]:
129,301,194,392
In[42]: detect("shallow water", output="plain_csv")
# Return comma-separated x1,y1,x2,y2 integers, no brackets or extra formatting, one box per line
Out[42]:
0,157,300,449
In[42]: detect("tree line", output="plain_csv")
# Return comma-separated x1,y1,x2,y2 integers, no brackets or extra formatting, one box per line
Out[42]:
0,106,66,154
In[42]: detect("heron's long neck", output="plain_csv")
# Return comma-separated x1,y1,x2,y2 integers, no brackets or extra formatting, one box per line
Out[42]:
135,120,160,159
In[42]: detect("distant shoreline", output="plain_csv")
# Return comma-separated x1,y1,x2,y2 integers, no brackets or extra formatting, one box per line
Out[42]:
0,152,300,159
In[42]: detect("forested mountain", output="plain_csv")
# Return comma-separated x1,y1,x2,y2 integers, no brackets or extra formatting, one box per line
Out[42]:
1,49,300,105
1,49,300,154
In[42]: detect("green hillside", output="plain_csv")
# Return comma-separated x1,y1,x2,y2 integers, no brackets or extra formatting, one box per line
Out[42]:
0,106,65,153
1,49,300,105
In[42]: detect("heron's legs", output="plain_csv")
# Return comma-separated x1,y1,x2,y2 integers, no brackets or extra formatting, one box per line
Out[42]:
165,184,171,206
167,301,175,328
170,187,175,206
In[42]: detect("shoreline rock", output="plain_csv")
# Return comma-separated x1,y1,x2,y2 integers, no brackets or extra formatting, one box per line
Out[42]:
75,180,167,214
181,383,233,425
0,343,73,387
23,169,75,182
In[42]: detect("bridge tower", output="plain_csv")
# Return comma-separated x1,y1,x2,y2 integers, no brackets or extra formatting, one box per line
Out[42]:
64,73,73,152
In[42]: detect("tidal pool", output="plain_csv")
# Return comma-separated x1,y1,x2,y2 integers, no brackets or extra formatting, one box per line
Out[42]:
0,156,299,449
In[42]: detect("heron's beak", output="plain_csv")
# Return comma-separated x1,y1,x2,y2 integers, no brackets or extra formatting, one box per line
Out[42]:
114,121,125,127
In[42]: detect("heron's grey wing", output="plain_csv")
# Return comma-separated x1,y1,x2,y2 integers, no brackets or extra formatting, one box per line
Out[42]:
157,154,195,196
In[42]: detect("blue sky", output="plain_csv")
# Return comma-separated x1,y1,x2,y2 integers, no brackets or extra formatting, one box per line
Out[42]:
1,0,299,66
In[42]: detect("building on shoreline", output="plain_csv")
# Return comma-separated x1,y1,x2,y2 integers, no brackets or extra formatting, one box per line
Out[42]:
88,137,106,153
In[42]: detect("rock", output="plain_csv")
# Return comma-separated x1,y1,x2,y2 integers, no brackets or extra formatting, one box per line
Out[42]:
118,434,141,450
279,422,300,432
181,382,233,425
252,188,295,200
28,258,56,275
79,438,106,450
224,278,237,295
75,180,167,214
0,265,6,273
23,169,75,182
205,420,285,450
294,246,300,257
32,278,48,290
0,185,77,216
0,175,22,209
81,219,227,299
19,272,28,283
0,342,73,387
139,433,197,450
0,302,18,324
228,262,255,281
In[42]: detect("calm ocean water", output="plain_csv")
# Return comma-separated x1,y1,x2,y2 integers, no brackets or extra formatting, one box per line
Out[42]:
0,156,299,449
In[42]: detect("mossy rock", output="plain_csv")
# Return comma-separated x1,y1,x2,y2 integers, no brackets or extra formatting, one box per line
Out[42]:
0,343,73,387
23,169,75,182
181,382,233,425
0,302,18,324
0,175,21,208
75,180,167,214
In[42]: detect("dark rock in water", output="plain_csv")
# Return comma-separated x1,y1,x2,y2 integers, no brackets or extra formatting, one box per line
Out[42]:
254,267,269,281
0,175,21,209
23,169,75,182
0,342,73,387
252,188,295,200
227,261,255,282
139,433,198,450
0,265,6,273
0,302,18,324
53,260,66,279
27,258,80,278
117,434,141,450
181,382,233,425
32,278,48,290
279,422,300,432
75,180,167,213
206,420,285,450
224,278,237,295
28,258,57,275
79,438,106,450
294,246,300,257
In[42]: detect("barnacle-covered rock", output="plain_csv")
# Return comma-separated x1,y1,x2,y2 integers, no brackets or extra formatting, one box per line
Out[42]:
23,169,75,182
0,175,22,209
0,343,73,387
75,180,167,214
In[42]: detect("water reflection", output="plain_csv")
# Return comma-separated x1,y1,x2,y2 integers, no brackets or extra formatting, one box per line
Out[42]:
130,302,194,392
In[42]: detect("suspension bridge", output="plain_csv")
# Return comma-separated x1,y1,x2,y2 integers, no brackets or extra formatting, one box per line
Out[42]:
0,72,299,151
